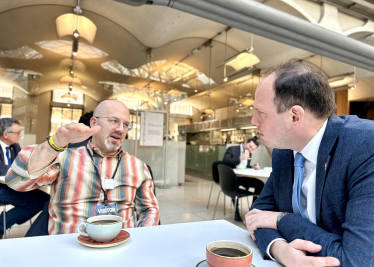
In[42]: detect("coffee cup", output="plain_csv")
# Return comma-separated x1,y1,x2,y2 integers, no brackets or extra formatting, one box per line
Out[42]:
206,240,253,267
77,215,122,242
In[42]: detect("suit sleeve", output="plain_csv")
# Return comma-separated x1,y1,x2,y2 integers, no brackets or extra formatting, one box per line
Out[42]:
222,147,240,167
277,149,374,267
251,171,285,260
0,160,10,176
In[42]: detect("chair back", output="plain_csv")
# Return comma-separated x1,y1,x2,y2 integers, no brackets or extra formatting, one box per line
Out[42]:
212,161,225,185
218,164,238,198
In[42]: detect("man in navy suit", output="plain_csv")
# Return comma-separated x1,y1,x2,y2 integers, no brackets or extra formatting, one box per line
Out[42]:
223,138,264,221
244,61,374,266
0,118,49,238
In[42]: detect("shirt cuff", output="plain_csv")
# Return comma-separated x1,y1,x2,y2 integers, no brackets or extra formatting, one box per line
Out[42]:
266,238,287,261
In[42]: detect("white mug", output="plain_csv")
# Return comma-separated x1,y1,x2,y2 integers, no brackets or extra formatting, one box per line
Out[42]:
77,215,122,242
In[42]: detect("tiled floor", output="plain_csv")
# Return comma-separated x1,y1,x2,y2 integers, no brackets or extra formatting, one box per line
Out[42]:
3,174,253,239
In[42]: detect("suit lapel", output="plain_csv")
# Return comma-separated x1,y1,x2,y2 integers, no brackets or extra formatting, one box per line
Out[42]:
0,144,4,164
315,114,344,226
280,150,294,212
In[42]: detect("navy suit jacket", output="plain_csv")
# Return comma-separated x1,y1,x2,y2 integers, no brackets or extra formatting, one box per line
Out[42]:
252,114,374,266
223,145,252,168
0,143,21,176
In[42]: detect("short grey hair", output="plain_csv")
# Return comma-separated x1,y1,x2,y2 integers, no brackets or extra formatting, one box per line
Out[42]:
0,118,20,136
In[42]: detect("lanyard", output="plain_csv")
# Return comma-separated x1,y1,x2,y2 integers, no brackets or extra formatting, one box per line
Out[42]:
86,147,122,206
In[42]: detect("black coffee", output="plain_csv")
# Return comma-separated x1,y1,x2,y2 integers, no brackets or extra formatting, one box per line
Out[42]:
211,247,247,257
91,220,117,225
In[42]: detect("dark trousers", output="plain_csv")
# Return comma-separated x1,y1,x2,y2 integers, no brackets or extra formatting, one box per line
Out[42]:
25,200,50,237
0,184,50,235
232,178,264,214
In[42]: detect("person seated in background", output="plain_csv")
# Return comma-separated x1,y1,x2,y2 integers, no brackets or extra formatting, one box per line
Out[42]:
5,100,159,235
0,118,49,238
222,138,263,221
68,111,93,148
245,61,374,266
223,138,260,170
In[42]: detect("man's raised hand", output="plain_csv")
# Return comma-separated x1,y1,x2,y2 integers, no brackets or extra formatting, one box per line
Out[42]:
53,123,101,147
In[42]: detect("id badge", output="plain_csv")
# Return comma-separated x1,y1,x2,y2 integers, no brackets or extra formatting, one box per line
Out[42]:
105,179,115,190
96,203,117,215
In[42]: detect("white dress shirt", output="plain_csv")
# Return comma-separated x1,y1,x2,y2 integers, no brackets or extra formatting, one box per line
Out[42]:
266,120,328,260
0,139,10,165
239,144,248,166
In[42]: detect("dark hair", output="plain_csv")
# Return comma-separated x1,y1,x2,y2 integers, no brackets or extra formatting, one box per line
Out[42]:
265,61,336,119
246,138,259,147
78,111,93,127
0,118,20,136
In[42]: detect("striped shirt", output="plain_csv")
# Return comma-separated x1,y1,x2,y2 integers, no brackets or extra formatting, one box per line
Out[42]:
5,141,159,235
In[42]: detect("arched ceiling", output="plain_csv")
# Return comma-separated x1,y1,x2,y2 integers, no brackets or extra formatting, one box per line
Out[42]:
0,0,373,107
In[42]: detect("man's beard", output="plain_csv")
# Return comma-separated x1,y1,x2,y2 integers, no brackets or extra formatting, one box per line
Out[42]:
104,132,122,152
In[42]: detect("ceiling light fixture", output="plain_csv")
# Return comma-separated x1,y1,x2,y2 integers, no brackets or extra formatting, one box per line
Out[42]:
61,91,77,101
60,76,81,85
55,5,97,44
72,38,79,56
220,128,237,131
240,126,257,129
73,29,80,38
69,83,73,89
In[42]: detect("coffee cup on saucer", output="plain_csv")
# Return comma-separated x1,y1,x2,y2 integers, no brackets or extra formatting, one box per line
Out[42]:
77,215,122,243
206,240,253,267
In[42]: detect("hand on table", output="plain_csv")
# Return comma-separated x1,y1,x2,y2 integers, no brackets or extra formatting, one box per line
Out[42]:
53,123,101,147
252,163,260,170
270,239,340,267
245,209,281,240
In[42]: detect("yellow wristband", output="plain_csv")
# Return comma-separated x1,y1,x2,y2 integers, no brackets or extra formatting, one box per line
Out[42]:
49,135,68,151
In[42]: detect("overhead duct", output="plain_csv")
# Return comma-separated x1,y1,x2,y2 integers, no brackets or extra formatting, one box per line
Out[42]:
114,0,374,72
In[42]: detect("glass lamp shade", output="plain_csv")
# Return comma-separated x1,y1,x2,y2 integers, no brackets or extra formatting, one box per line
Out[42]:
328,76,355,88
60,76,82,85
225,51,260,71
56,14,97,44
201,108,214,115
167,89,179,95
61,93,77,101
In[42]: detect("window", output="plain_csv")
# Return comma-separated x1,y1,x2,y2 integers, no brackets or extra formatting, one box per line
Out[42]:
170,102,192,116
50,107,82,135
0,104,12,118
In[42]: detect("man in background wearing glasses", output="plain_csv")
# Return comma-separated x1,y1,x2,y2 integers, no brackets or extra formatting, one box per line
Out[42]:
5,100,159,235
0,118,49,238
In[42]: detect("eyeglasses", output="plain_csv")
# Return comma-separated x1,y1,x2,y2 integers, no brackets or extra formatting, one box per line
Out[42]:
8,131,21,136
95,117,133,130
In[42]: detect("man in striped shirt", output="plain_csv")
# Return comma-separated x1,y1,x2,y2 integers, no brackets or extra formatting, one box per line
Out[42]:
5,100,159,234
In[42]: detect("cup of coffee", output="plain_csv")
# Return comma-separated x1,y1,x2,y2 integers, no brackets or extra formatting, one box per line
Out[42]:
206,240,253,267
77,215,122,243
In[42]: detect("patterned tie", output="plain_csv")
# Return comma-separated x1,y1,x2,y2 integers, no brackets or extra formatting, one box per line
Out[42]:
5,147,12,165
292,152,308,218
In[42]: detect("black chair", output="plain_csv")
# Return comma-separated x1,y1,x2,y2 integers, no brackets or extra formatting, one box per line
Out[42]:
207,161,226,210
213,164,259,222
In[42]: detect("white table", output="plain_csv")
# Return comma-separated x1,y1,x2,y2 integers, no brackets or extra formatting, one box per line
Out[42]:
0,220,280,267
234,169,270,184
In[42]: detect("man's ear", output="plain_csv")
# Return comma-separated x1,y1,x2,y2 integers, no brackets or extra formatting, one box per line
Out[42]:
3,132,8,139
290,105,304,127
89,117,96,128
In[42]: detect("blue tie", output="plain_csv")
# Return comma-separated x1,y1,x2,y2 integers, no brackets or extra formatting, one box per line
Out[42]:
5,147,12,165
292,152,308,219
